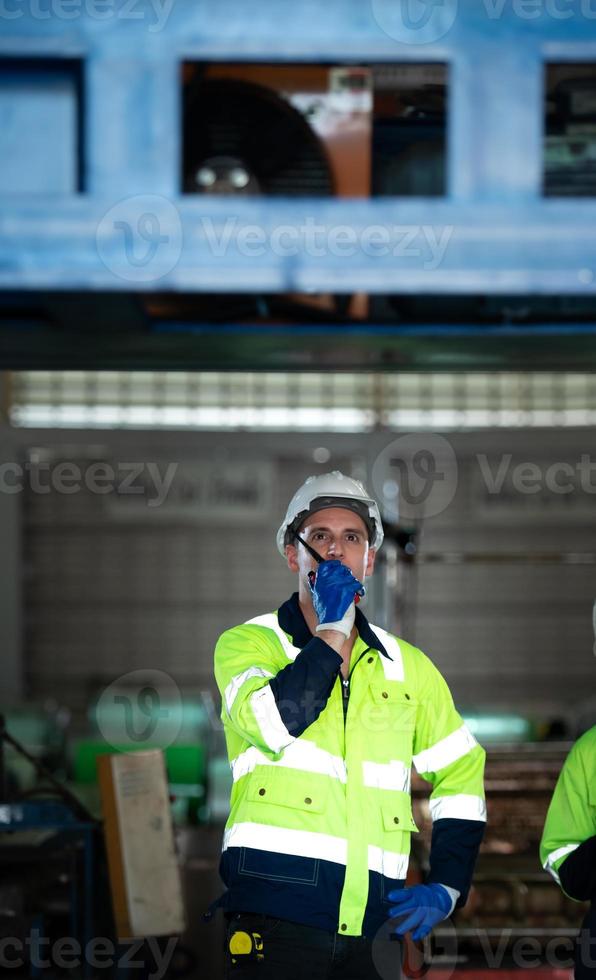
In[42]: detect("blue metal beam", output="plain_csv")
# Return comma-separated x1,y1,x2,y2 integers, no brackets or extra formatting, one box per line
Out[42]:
86,54,179,196
1,0,596,293
2,0,596,56
2,198,596,293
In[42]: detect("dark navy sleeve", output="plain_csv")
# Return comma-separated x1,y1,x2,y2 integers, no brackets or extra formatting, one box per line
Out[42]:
426,818,486,907
559,835,596,902
268,637,342,736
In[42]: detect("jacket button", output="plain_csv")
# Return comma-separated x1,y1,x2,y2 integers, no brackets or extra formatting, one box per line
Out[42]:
258,788,266,796
382,691,389,699
304,797,312,805
367,657,374,664
340,924,347,932
393,816,400,824
405,693,410,700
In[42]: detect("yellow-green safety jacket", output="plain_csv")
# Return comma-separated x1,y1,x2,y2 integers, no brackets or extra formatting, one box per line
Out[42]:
540,726,596,979
214,592,486,937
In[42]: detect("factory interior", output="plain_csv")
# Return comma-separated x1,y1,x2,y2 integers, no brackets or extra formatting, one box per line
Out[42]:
2,2,596,978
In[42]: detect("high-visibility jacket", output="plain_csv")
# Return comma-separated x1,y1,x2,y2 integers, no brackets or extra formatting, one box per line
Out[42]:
540,726,596,979
214,592,486,937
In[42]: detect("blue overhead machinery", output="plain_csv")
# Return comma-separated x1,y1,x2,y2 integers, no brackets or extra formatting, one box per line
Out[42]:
2,0,596,369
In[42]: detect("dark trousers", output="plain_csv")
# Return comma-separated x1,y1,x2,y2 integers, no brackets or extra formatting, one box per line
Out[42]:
224,912,404,980
576,906,596,979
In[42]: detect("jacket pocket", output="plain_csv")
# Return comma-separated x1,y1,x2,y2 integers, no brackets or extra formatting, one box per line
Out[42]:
369,684,418,731
382,797,419,834
247,766,329,814
237,848,320,886
379,797,418,900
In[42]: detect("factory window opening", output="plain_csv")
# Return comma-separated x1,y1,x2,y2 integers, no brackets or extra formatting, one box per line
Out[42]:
544,63,596,197
9,370,596,432
0,58,84,196
181,62,447,199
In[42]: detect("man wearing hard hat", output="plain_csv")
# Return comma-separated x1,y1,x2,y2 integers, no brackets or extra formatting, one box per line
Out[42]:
213,471,486,978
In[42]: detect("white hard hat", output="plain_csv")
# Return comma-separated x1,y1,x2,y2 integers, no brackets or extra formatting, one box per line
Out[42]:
276,470,384,557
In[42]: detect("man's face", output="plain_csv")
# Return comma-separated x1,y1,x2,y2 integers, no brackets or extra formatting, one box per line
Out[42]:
285,506,376,591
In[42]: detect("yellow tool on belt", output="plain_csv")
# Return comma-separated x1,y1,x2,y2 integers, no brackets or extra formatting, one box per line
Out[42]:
229,930,264,963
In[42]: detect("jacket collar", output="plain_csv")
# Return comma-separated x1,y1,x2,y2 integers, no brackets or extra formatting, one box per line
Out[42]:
277,592,391,659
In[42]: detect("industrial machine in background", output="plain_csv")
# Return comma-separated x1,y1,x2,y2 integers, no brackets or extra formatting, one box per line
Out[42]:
545,64,596,196
182,62,446,201
72,682,211,825
411,738,587,973
155,57,596,347
6,46,596,368
164,61,447,328
0,695,223,979
0,714,99,979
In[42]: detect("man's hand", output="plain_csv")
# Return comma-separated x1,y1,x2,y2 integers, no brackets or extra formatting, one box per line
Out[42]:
309,560,365,639
387,884,453,942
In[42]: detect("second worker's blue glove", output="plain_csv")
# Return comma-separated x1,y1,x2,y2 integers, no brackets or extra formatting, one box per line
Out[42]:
309,560,365,638
387,883,454,942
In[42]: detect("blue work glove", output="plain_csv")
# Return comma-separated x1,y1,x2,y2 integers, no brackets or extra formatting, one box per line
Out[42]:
309,560,365,638
387,884,453,942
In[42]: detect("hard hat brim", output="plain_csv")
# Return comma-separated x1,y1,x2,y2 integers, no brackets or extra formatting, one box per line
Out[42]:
283,497,378,551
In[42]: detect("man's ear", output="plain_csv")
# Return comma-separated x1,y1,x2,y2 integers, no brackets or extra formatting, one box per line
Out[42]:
286,543,299,573
365,547,376,578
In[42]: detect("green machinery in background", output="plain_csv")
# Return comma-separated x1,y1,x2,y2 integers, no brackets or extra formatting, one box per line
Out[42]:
71,686,230,824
